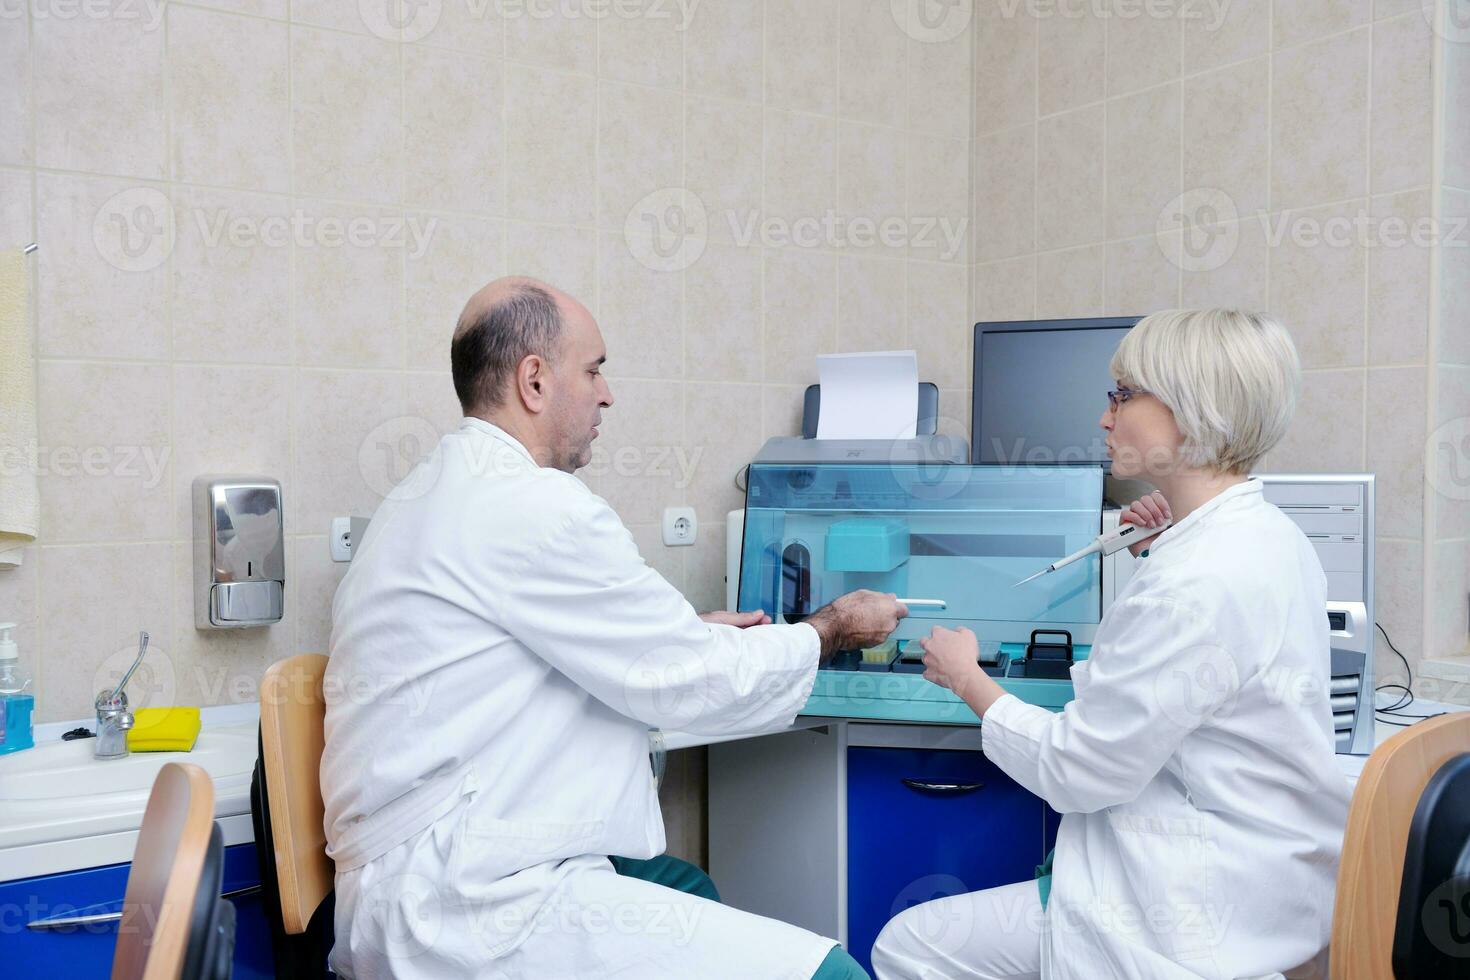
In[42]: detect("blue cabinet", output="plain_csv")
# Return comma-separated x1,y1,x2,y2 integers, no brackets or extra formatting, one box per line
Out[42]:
0,843,274,979
846,746,1053,975
709,723,1062,976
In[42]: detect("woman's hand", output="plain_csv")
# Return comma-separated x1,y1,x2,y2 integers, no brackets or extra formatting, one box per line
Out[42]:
1121,490,1172,557
921,626,1008,718
920,626,984,699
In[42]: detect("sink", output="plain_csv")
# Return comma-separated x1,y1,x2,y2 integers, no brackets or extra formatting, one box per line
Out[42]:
0,720,262,869
0,724,257,802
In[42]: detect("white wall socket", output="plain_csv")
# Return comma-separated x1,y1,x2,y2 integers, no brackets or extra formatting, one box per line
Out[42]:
662,507,697,546
330,516,354,562
329,515,371,562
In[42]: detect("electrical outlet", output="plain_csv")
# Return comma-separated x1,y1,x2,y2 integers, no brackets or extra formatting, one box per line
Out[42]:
330,516,353,562
662,507,697,547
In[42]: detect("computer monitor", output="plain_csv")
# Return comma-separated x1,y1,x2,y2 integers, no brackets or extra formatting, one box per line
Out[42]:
971,316,1142,467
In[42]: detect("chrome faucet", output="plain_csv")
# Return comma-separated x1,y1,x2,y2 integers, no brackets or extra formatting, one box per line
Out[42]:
94,631,148,760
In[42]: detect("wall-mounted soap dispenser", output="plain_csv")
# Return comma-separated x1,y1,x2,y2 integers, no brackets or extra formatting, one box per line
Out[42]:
193,475,285,629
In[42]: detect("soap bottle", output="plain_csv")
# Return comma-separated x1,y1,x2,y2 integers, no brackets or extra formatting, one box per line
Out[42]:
0,622,34,754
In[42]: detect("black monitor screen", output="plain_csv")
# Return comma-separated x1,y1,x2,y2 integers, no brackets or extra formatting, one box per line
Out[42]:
971,317,1140,466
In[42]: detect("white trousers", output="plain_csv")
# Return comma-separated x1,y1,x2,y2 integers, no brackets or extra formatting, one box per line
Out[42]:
330,800,837,980
871,879,1045,980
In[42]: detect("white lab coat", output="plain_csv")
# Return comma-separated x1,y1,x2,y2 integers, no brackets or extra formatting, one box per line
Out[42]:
978,479,1353,979
320,418,838,979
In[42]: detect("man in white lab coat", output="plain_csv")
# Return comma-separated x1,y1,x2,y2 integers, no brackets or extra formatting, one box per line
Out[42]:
320,277,905,979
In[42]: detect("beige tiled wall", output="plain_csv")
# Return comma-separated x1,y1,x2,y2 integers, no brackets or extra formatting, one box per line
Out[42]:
0,0,971,870
969,0,1467,682
1431,5,1470,676
0,1,972,735
0,2,1465,834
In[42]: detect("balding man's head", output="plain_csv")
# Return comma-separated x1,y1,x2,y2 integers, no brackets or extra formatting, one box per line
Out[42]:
451,277,566,414
450,276,613,472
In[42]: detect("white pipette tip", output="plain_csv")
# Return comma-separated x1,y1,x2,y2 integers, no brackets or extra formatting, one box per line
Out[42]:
1013,567,1052,588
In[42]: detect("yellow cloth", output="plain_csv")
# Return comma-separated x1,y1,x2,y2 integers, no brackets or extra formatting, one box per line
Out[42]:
0,248,37,568
126,707,202,752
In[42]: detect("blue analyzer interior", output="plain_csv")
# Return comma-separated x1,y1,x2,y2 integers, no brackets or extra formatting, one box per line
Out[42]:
738,463,1105,645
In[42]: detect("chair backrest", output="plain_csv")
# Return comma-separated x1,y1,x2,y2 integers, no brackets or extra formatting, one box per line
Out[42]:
1393,751,1470,974
113,762,217,980
259,654,334,935
181,822,236,980
1331,712,1470,979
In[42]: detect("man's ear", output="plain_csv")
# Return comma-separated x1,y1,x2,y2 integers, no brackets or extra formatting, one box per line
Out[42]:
516,354,548,414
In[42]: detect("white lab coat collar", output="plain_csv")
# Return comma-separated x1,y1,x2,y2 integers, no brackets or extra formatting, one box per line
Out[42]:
1147,477,1261,553
460,415,538,466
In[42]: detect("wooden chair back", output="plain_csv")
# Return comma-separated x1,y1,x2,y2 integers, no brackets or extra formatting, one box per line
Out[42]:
1331,712,1470,978
112,762,216,980
259,654,334,935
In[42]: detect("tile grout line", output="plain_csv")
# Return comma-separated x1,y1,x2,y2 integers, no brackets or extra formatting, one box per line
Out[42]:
1031,9,1039,318
24,0,42,706
1265,0,1275,320
1176,13,1184,308
164,0,179,658
286,0,301,652
1423,0,1448,664
1362,18,1374,475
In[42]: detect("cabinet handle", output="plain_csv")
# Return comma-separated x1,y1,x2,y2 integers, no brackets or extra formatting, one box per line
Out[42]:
25,909,121,931
26,885,261,931
901,778,985,795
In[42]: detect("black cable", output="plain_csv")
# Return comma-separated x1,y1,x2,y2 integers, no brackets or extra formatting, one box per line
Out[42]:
1373,622,1413,693
1377,687,1413,713
1371,622,1450,727
1377,713,1448,727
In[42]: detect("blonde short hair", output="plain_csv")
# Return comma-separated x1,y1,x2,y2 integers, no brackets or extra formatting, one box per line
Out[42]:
1109,309,1301,475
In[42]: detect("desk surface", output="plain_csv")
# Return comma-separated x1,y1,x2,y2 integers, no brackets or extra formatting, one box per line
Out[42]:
1334,692,1468,782
668,693,1470,786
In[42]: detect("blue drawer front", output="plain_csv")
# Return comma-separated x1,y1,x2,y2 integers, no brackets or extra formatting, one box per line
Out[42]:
0,843,274,979
846,747,1047,975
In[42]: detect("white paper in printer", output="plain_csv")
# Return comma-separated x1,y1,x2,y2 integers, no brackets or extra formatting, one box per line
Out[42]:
815,350,919,440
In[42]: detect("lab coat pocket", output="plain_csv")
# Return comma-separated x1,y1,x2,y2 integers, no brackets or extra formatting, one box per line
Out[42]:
1105,811,1222,961
458,815,608,880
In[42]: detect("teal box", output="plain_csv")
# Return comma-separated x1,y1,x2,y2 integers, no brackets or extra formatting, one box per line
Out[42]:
825,519,909,572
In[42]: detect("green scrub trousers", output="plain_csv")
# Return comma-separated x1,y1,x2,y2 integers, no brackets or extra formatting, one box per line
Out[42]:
610,854,870,979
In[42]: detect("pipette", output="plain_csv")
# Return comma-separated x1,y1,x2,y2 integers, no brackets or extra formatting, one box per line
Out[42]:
1014,520,1173,587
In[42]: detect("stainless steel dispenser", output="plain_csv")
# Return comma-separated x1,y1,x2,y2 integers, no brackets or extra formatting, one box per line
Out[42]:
193,475,285,629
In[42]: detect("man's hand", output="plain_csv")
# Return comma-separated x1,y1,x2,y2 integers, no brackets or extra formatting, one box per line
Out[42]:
699,610,772,628
806,590,908,662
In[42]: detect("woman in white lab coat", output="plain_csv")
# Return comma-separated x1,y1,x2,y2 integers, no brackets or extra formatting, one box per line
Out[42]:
871,310,1353,980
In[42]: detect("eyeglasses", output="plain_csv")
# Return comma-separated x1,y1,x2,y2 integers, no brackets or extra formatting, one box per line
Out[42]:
1105,386,1148,411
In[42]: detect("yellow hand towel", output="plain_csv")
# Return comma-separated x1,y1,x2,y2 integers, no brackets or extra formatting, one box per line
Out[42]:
0,248,38,569
126,707,202,753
